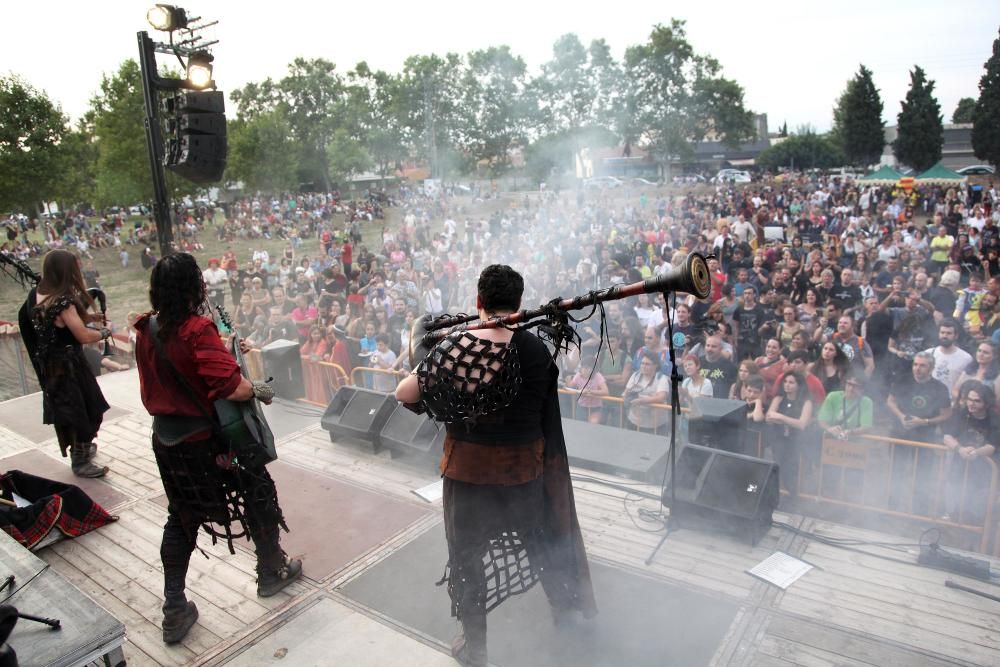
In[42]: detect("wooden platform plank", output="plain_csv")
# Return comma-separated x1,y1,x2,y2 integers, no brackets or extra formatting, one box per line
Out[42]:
779,593,998,666
47,536,223,655
766,615,963,667
43,549,195,666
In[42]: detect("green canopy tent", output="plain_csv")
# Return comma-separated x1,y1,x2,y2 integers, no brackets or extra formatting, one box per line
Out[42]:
915,163,966,185
859,165,902,185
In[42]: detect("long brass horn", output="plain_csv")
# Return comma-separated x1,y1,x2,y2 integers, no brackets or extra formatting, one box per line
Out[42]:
409,252,711,366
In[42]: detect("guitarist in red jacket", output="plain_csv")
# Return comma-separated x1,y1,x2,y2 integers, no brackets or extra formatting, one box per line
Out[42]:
134,253,301,645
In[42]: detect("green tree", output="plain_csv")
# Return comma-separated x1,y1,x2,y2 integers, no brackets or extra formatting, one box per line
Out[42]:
972,29,1000,168
274,58,350,191
456,46,534,175
52,120,98,209
533,35,621,146
348,62,410,177
326,127,372,186
953,96,977,123
398,53,464,178
0,75,70,214
88,59,194,206
226,111,300,193
831,65,884,166
893,66,943,172
756,131,845,171
623,20,755,164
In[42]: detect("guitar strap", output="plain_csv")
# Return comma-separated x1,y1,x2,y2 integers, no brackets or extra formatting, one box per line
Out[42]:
148,316,220,446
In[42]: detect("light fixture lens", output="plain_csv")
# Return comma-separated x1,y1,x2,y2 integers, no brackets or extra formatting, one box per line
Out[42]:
147,4,187,31
187,63,213,89
147,5,172,30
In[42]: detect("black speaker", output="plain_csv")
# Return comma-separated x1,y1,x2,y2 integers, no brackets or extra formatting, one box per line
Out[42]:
261,339,304,399
561,418,669,482
321,387,397,450
664,443,779,545
378,404,446,461
164,90,227,185
687,397,747,454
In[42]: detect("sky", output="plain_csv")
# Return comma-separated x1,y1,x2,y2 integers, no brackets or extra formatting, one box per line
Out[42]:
4,0,999,133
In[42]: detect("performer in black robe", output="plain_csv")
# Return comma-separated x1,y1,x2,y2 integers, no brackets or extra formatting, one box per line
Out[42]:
396,264,596,667
17,250,110,478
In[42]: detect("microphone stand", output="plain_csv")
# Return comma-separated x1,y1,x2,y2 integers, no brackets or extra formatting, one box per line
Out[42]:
645,291,681,565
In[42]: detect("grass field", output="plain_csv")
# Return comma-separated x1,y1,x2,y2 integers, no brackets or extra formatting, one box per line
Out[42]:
0,209,405,329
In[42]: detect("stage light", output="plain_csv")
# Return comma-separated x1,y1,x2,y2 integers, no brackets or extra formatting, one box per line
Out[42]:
186,52,214,89
147,4,188,32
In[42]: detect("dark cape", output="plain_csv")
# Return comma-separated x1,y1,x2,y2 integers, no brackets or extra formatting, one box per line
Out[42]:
441,342,597,619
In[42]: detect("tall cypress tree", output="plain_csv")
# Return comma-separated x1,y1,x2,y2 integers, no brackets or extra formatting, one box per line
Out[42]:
838,65,885,167
972,29,1000,168
893,66,943,172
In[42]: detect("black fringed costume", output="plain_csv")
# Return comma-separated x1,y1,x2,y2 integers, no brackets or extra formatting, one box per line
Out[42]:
422,328,597,622
20,289,109,456
134,313,289,580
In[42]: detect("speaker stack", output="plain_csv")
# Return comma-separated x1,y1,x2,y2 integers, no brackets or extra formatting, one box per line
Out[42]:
664,443,780,545
377,403,446,466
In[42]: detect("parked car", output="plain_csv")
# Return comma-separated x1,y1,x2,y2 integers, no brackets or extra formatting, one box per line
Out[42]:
583,176,623,190
957,165,995,176
626,177,659,187
712,169,752,184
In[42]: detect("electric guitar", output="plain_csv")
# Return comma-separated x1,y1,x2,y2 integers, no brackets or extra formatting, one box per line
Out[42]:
214,305,277,467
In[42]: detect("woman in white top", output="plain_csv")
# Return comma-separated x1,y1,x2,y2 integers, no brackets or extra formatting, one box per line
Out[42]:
680,354,713,403
624,350,670,433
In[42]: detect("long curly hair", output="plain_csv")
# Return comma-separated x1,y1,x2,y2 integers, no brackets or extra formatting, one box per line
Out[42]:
148,252,208,339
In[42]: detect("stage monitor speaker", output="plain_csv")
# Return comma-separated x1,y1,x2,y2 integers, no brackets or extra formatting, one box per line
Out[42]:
664,443,779,545
261,339,304,399
321,387,397,449
687,396,747,454
378,404,446,461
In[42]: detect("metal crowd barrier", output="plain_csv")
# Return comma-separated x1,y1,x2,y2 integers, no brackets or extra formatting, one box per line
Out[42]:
798,433,999,554
257,354,1000,555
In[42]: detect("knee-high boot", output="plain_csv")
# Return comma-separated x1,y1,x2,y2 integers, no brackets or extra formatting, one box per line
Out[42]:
160,513,198,644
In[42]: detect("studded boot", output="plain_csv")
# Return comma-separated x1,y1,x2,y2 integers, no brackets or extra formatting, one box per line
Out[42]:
254,528,302,597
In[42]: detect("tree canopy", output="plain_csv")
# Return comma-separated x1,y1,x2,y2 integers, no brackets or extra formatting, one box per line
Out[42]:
953,97,976,124
893,66,943,172
831,65,885,167
972,29,1000,168
0,76,70,214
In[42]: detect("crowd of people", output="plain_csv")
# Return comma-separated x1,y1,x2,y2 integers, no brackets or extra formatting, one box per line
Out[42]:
204,173,1000,520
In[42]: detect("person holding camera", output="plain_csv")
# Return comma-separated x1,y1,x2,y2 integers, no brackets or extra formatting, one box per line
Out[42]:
817,374,873,441
623,350,670,433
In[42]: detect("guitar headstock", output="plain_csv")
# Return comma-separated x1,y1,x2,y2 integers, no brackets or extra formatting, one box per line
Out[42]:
215,304,234,332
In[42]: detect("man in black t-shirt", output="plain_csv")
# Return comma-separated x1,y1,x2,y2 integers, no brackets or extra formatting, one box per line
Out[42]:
698,334,737,398
828,268,862,313
887,352,953,512
887,352,952,442
733,286,767,360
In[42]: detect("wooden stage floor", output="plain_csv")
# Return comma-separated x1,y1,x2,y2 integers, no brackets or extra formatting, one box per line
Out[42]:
0,370,997,667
